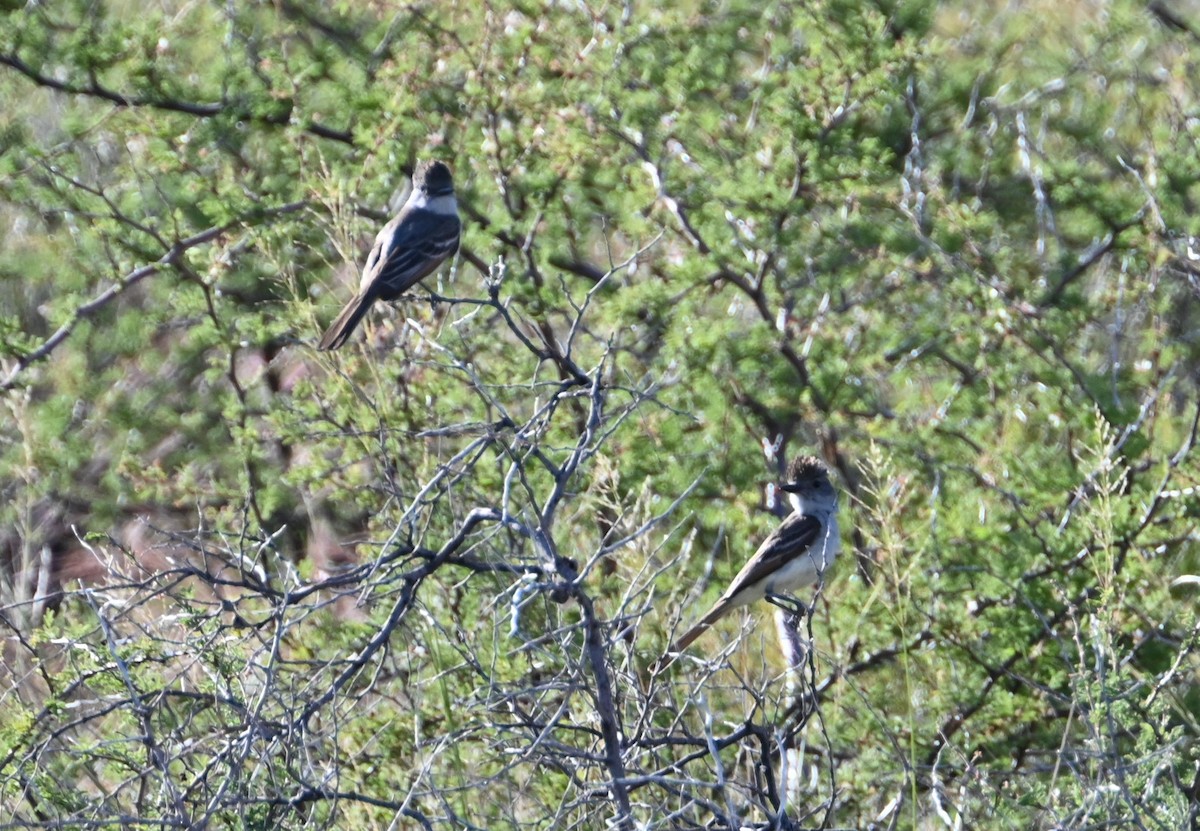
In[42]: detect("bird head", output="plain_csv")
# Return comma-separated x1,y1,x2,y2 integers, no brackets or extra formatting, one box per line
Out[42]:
780,455,835,503
414,160,455,197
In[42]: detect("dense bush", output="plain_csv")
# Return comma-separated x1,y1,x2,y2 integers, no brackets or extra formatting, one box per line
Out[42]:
3,1,1199,828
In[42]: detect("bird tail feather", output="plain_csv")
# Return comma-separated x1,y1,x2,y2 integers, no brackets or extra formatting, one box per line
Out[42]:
656,600,733,671
318,293,372,351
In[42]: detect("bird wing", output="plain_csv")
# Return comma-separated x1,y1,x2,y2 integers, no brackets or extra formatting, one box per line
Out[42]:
361,209,461,300
718,512,824,604
661,512,827,664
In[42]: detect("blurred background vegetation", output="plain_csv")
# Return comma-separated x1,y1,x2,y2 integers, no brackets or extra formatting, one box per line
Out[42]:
3,0,1200,828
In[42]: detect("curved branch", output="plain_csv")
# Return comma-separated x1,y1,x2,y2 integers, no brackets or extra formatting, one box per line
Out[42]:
0,53,353,145
1,200,308,391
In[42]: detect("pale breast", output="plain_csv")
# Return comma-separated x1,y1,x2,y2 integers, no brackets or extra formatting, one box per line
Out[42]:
765,515,839,593
725,515,840,609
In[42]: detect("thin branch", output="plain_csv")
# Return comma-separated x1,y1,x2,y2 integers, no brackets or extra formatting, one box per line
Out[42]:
0,53,353,144
1,201,307,391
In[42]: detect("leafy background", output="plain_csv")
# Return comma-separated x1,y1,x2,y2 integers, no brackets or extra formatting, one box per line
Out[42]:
2,0,1199,828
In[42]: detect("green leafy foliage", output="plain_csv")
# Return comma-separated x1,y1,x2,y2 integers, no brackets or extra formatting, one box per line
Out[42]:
3,0,1200,828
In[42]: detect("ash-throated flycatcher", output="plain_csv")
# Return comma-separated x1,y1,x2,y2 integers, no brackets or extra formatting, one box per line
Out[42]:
664,455,840,660
318,159,461,350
